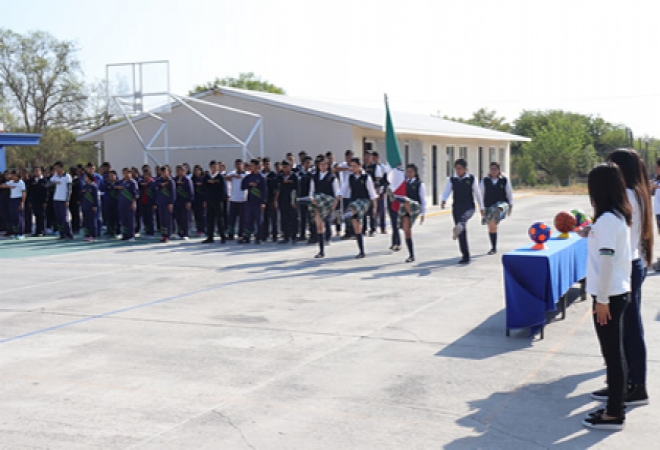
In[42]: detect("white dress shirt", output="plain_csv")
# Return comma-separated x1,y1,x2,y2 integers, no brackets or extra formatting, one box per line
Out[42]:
309,171,340,197
441,172,484,210
479,175,514,205
339,171,378,200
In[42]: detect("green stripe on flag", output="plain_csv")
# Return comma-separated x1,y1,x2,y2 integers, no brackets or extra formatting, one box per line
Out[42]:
385,95,403,168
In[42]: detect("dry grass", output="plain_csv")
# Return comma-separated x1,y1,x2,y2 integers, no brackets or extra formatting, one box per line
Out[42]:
517,183,588,195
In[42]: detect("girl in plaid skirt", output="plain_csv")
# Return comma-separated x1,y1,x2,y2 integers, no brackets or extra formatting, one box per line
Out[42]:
308,157,340,258
338,158,378,258
395,164,426,262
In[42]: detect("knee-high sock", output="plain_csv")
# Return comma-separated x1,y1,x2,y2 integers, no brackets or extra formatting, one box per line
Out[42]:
318,233,324,254
356,234,364,254
405,237,414,258
489,232,497,250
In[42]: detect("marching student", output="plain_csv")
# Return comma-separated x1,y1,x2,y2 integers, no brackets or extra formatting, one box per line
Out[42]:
225,159,247,240
338,157,378,258
192,165,206,237
81,172,99,242
139,167,156,238
117,168,138,241
240,159,267,244
580,162,632,431
441,158,484,264
49,162,74,240
174,165,194,240
480,161,514,255
371,152,387,234
103,170,121,237
27,167,48,237
298,156,315,243
307,157,339,258
590,149,653,409
201,160,227,244
156,165,176,243
275,160,298,244
337,149,355,239
0,170,27,239
261,157,279,242
395,164,426,263
363,151,378,237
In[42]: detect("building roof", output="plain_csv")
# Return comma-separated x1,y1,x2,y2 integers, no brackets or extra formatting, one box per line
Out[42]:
78,87,530,142
0,132,42,146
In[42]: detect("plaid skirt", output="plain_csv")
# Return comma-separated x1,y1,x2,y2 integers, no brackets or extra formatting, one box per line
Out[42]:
398,200,422,227
309,193,335,220
348,198,371,220
483,202,509,225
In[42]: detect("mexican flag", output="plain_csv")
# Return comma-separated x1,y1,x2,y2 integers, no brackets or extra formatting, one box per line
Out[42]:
385,95,406,212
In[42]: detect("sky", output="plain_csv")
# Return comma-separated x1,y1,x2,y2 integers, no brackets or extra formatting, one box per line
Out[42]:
2,0,659,136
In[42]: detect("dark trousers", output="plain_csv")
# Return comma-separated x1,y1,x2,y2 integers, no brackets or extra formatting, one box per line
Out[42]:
453,206,475,259
32,203,46,235
377,196,386,232
106,203,120,235
279,203,297,240
47,199,55,230
364,204,376,234
8,198,24,235
389,203,400,247
625,259,647,385
119,204,135,239
175,203,190,237
158,204,173,238
193,199,206,234
69,201,81,234
228,201,245,238
24,203,33,235
594,294,629,418
140,203,155,236
261,201,278,240
135,206,141,233
206,200,226,241
54,200,72,238
82,207,97,238
244,202,263,240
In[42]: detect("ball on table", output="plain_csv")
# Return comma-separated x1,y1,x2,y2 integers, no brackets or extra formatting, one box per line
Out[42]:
571,209,587,228
554,211,577,237
528,221,551,249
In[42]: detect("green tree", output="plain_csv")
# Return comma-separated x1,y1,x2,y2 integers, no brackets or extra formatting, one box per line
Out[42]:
442,108,511,132
0,28,86,133
512,152,537,186
190,72,285,95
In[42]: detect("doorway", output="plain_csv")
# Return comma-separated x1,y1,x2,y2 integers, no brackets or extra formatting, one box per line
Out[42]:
432,145,438,205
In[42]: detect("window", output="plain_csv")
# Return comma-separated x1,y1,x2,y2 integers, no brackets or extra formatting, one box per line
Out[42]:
489,147,497,164
446,146,455,177
459,146,468,160
499,147,506,169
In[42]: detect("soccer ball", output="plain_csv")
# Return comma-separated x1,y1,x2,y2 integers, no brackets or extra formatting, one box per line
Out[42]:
528,222,551,249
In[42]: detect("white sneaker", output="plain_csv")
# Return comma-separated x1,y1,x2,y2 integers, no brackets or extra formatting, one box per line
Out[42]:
452,225,462,240
16,235,25,240
182,236,189,241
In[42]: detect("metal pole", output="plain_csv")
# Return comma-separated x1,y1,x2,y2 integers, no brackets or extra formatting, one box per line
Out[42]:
259,118,264,159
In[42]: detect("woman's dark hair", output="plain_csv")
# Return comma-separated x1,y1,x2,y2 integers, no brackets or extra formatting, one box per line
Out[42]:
84,172,94,183
490,161,501,170
607,148,654,265
588,162,632,227
406,163,419,179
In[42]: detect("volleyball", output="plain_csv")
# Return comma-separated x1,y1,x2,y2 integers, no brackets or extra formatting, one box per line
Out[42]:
554,211,576,236
528,222,551,250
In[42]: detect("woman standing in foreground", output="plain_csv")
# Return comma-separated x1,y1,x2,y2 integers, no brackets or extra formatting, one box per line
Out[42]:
581,162,632,430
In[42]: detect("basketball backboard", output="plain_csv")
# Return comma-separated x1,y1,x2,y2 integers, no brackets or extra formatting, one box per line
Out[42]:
106,60,170,116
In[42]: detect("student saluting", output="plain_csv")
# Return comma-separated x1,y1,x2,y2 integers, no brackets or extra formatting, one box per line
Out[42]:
156,165,176,243
240,159,267,244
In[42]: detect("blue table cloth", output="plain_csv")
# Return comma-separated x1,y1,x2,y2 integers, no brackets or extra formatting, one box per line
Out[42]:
502,233,588,331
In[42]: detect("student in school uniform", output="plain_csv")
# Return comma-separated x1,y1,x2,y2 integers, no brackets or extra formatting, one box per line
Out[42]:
441,158,484,264
81,172,100,242
275,160,298,244
580,162,633,431
338,157,378,258
201,160,227,244
0,171,27,239
45,167,57,235
371,152,387,235
131,167,141,235
261,157,279,242
49,162,74,240
116,168,139,241
27,167,48,237
83,163,104,236
590,149,654,409
480,161,514,255
139,167,156,238
20,169,32,236
174,165,194,240
306,156,339,258
336,150,355,239
651,158,660,271
0,171,9,236
297,156,316,243
191,165,206,237
240,159,267,244
69,167,82,235
394,164,426,263
156,165,176,243
225,159,247,240
103,170,121,237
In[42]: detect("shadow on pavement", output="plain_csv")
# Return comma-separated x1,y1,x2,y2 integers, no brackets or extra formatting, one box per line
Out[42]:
445,370,609,449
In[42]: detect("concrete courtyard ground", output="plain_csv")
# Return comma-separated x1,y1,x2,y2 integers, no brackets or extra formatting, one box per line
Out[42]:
0,194,658,449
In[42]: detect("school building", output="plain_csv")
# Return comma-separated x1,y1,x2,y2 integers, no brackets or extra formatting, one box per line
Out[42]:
77,87,530,206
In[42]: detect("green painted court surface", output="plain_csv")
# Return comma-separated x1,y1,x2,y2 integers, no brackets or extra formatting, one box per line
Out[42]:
0,195,658,449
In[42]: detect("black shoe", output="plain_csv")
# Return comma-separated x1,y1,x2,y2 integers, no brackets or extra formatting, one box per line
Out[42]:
340,234,353,240
238,238,249,244
591,387,609,401
368,230,375,237
626,384,649,406
298,236,307,242
355,253,365,259
315,252,325,258
226,235,235,240
201,238,214,244
586,407,627,419
406,256,415,263
279,239,290,244
487,249,497,255
582,410,624,430
458,257,470,264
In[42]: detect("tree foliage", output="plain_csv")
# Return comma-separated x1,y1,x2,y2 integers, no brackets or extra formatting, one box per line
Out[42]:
189,72,285,95
442,108,511,132
5,127,96,169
